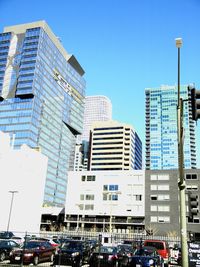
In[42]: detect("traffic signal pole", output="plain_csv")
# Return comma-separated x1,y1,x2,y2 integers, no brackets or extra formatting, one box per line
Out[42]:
175,38,189,267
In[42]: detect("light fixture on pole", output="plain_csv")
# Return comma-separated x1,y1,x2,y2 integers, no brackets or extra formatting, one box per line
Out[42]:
105,191,121,233
76,204,82,231
7,191,18,232
175,37,189,267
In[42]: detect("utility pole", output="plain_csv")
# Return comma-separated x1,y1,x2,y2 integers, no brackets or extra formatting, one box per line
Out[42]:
175,37,189,267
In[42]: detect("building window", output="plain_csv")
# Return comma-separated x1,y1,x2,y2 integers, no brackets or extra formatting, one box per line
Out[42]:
150,184,169,191
150,194,170,201
186,185,198,191
158,194,170,200
80,194,84,200
158,175,169,181
150,175,157,180
151,195,157,200
85,194,94,200
135,195,142,201
150,216,170,223
158,216,170,223
103,185,108,191
87,175,95,181
85,204,94,210
158,205,170,212
151,205,157,211
186,174,198,180
150,216,157,222
81,176,86,181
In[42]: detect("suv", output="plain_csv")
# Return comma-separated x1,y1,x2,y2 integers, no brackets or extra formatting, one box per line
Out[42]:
53,239,91,266
143,240,170,265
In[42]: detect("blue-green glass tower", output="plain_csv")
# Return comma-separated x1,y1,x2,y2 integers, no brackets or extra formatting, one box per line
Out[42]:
0,21,86,206
145,85,196,170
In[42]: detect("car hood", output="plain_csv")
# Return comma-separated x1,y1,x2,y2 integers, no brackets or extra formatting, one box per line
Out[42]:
131,255,155,263
59,248,82,254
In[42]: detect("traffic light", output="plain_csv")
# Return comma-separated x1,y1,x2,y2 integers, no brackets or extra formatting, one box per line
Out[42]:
188,192,199,221
190,87,200,121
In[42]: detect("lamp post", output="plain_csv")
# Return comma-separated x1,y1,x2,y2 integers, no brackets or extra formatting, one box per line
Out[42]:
76,204,82,231
105,191,121,233
175,37,188,267
7,191,18,232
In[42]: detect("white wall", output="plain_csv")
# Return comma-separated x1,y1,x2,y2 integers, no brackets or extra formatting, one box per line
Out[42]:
65,170,145,217
0,132,48,234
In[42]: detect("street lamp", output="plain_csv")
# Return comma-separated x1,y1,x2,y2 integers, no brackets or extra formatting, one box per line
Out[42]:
105,191,121,233
175,37,189,267
76,204,82,231
7,191,18,232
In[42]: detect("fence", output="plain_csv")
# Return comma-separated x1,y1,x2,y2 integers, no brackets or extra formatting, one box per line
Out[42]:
0,230,182,266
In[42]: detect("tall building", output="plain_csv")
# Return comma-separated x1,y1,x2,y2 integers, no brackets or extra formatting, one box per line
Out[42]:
74,95,112,171
145,85,196,170
89,120,142,171
81,95,112,142
0,21,86,206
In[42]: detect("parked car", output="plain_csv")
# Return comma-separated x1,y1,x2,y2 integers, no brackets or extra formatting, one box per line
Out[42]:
128,246,164,267
53,239,91,267
0,231,15,239
0,239,21,262
143,240,170,265
117,244,136,267
9,240,56,265
89,245,131,267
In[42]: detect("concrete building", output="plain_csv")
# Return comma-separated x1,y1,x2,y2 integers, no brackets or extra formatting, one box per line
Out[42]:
64,170,145,233
74,95,112,171
145,85,196,170
89,121,142,170
0,131,48,233
0,21,86,206
145,169,200,236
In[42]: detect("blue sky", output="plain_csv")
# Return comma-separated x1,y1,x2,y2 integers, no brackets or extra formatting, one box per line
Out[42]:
0,0,200,166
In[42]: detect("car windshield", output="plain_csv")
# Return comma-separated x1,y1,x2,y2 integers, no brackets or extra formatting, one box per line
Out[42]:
94,246,117,254
135,248,155,256
24,242,44,249
61,241,83,250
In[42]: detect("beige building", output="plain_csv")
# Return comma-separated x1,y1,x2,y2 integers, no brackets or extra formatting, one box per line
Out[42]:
89,121,142,171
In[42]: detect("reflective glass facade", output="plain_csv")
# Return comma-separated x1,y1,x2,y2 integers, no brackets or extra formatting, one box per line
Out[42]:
0,22,86,206
145,85,196,170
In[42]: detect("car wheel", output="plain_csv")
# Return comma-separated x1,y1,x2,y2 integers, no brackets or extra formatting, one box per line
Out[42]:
0,252,6,262
33,255,39,265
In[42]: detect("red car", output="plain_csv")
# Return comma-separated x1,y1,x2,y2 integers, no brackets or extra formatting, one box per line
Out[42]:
9,240,56,265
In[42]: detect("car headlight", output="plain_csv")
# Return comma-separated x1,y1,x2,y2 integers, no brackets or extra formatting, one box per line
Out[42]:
71,252,79,257
24,253,34,257
149,259,154,265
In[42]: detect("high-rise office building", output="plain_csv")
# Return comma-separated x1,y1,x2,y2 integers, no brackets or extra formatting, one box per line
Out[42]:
74,95,112,171
81,95,112,142
0,21,86,206
89,120,142,170
145,85,196,170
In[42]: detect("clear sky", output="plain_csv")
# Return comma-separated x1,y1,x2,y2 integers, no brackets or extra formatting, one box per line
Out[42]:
0,0,200,166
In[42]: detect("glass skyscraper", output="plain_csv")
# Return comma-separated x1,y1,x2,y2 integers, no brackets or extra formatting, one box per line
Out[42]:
145,85,196,170
0,21,86,206
81,95,112,142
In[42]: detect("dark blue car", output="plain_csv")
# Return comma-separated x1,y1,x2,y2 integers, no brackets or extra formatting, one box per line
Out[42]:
128,246,164,267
